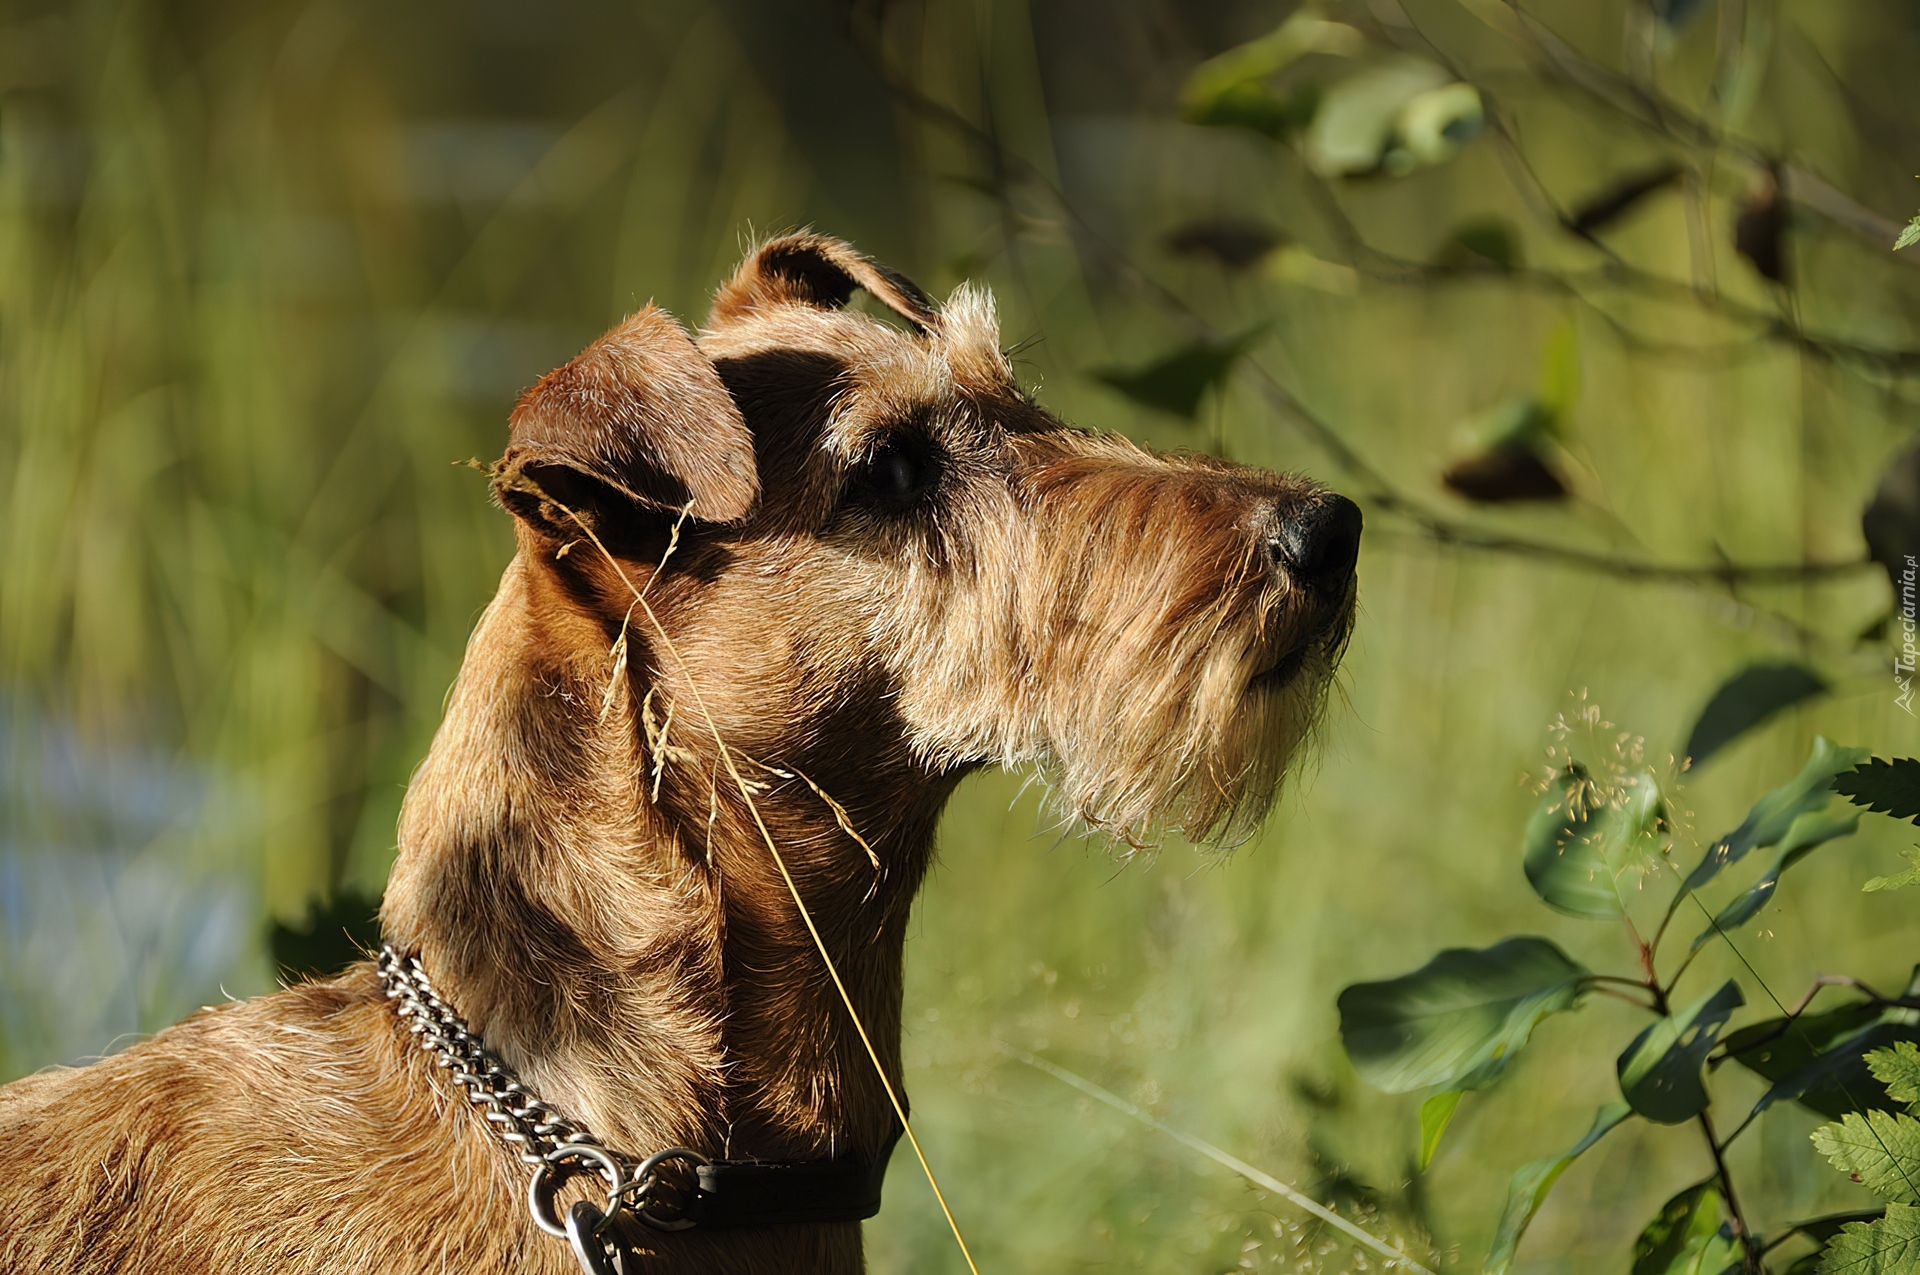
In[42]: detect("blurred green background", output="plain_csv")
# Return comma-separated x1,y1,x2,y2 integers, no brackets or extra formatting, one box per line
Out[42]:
2,0,1916,1270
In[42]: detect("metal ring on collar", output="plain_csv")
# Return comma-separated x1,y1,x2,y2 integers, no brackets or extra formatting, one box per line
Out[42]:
527,1142,627,1238
627,1147,712,1232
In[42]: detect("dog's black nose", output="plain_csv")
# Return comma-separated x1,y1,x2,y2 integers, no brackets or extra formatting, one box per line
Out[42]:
1271,494,1362,593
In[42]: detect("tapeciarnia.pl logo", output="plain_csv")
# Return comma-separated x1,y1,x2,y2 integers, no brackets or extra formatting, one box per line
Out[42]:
1898,554,1917,716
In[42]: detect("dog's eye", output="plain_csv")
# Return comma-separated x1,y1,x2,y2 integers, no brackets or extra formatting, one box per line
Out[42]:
873,448,919,497
856,439,933,509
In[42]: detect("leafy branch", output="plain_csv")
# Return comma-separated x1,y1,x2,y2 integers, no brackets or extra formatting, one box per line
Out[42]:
1808,1044,1920,1274
1335,690,1920,1274
842,5,1893,596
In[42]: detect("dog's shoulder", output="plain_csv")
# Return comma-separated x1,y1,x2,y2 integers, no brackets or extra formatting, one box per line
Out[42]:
0,963,539,1273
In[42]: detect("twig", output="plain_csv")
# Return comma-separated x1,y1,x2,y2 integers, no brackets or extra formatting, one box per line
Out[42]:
1590,984,1660,1010
1355,253,1920,375
1706,974,1897,1069
1697,1108,1763,1274
847,27,1878,594
1482,1,1916,262
1761,1213,1888,1256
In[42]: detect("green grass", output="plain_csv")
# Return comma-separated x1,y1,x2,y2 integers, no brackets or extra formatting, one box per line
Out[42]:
2,1,1916,1270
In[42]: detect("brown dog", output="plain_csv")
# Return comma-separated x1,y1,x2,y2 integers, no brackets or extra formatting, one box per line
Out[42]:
0,234,1359,1273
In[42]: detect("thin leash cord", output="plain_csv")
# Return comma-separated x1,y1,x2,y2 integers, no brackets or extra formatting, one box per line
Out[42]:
1012,1050,1436,1275
551,498,983,1275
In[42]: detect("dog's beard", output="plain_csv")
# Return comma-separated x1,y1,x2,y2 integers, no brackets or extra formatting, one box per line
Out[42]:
893,584,1346,852
1039,606,1340,851
884,490,1351,851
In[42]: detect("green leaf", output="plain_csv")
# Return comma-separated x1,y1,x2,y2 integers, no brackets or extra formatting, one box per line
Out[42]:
1895,216,1920,253
1726,1001,1889,1088
1632,1181,1740,1275
1781,1212,1893,1275
1871,1044,1920,1110
1484,1101,1633,1275
1473,396,1558,449
1866,848,1920,894
1594,774,1663,864
1775,808,1861,865
1795,1213,1896,1247
1812,1111,1920,1204
1633,1182,1714,1275
1523,764,1617,917
1304,56,1452,177
1524,765,1663,918
1180,12,1363,132
1092,326,1266,419
1619,980,1745,1123
1397,81,1483,166
1819,1205,1920,1275
1418,1089,1463,1170
1686,1226,1741,1275
1735,990,1920,1121
1338,937,1590,1093
1763,1020,1920,1120
1836,760,1920,825
1685,664,1830,768
1692,810,1860,950
1434,218,1522,271
1182,79,1321,140
1791,1251,1827,1275
1681,737,1870,896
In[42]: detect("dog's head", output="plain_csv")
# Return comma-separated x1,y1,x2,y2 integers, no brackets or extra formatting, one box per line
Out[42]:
493,233,1357,850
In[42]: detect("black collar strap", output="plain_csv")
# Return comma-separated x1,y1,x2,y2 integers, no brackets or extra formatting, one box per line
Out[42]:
567,1130,901,1275
561,1128,905,1275
679,1124,901,1228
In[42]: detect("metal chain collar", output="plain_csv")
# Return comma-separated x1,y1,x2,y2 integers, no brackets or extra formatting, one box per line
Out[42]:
378,945,711,1271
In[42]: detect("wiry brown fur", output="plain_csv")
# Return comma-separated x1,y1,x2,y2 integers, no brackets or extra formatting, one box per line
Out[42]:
0,233,1357,1273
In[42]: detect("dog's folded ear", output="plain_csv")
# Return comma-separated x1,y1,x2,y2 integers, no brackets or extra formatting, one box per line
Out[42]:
496,306,757,540
709,232,939,335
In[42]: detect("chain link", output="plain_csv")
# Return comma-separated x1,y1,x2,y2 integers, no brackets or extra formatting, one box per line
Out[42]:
378,944,603,1167
377,943,714,1261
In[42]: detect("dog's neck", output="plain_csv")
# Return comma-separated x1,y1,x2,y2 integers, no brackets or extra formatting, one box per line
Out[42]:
382,557,951,1165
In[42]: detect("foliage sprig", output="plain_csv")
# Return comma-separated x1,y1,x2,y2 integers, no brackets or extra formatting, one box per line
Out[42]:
1338,697,1920,1275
